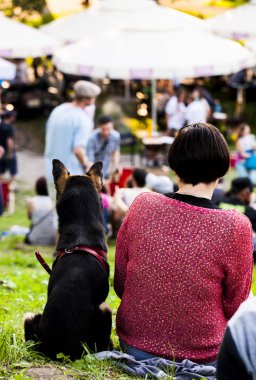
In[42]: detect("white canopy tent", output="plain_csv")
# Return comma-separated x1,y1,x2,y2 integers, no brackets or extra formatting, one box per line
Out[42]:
41,0,203,44
205,1,256,40
245,38,256,55
0,15,61,58
54,29,254,79
54,28,255,128
0,58,16,80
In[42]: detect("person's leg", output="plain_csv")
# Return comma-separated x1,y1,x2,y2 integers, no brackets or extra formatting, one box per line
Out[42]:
235,161,249,178
120,339,157,361
249,170,256,185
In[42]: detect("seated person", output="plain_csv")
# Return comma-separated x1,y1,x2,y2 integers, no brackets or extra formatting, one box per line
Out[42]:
146,173,174,194
211,178,225,205
112,168,150,220
110,168,150,237
217,297,256,380
218,177,256,258
25,177,55,246
114,123,253,364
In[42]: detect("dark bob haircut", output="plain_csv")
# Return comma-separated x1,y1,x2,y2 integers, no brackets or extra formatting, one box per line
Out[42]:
98,115,113,126
168,123,230,186
35,176,49,196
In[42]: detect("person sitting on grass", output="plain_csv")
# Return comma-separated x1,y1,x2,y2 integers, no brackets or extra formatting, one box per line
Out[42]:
217,296,256,380
218,177,256,260
114,123,253,364
112,168,149,219
25,177,55,246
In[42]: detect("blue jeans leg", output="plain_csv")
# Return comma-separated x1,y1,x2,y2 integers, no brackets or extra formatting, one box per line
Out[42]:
120,339,157,361
235,162,249,178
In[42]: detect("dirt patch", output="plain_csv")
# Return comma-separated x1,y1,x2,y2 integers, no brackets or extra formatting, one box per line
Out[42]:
26,366,73,380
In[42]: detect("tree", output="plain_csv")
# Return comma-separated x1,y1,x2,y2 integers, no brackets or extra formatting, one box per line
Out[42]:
12,0,46,14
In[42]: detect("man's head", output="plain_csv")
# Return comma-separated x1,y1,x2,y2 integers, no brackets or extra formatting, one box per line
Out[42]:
230,177,253,205
192,88,202,100
98,116,114,139
1,110,17,124
73,80,101,107
35,176,48,196
132,168,147,188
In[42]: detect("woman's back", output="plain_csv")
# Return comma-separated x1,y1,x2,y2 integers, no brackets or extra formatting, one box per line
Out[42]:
28,195,55,246
115,191,253,363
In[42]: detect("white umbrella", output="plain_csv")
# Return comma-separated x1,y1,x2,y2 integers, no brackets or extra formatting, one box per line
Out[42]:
0,58,16,80
205,1,256,40
41,0,202,43
245,38,256,55
0,15,61,58
54,28,255,129
54,29,255,79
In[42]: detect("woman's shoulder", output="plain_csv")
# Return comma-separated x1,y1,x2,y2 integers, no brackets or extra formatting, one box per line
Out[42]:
131,191,165,205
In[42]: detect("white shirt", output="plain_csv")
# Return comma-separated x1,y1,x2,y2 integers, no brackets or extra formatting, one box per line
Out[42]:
186,99,209,124
119,187,150,208
239,134,256,152
165,96,186,130
44,103,93,182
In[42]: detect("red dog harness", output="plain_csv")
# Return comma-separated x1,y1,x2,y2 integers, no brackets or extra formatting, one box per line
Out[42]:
36,245,109,276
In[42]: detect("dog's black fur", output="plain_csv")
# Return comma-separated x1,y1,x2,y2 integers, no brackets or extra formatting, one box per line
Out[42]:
24,160,112,360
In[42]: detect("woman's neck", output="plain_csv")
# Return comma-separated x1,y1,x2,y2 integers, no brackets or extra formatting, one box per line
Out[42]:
177,181,217,200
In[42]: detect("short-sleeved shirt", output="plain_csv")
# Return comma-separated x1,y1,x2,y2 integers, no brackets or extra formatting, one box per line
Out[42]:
165,96,186,130
186,99,209,124
44,103,93,182
0,123,14,150
87,128,120,178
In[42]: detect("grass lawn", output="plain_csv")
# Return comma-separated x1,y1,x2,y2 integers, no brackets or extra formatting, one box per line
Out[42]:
0,189,140,380
0,187,255,379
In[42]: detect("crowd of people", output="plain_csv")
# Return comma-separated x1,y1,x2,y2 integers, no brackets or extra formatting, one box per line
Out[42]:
164,86,217,137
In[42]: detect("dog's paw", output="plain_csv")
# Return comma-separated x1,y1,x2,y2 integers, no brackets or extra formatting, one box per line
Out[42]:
99,302,112,314
24,312,37,323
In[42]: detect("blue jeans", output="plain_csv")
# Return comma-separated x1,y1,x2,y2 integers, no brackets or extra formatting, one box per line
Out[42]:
120,340,157,361
120,340,217,366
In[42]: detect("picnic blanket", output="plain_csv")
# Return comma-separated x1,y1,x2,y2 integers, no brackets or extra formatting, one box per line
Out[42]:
95,350,216,379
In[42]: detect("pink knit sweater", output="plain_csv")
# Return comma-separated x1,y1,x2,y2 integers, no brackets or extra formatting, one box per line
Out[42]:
114,192,253,363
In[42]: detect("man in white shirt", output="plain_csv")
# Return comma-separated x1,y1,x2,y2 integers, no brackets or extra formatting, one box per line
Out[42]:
45,80,101,184
165,89,187,137
186,88,211,125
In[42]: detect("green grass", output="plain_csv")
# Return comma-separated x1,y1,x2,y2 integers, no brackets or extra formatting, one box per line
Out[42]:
0,187,255,379
0,189,143,379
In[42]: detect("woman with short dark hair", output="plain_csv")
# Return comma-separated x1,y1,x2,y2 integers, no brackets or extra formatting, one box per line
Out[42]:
114,123,253,364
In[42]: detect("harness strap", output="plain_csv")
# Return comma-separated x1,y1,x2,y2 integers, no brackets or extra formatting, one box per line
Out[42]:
35,246,109,276
35,251,52,275
56,245,109,276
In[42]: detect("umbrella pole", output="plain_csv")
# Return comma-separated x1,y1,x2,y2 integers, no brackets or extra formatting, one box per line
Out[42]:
235,86,245,117
151,78,157,135
124,79,131,101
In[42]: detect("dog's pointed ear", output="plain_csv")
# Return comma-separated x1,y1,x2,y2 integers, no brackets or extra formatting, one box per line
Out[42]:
52,159,69,201
87,161,103,194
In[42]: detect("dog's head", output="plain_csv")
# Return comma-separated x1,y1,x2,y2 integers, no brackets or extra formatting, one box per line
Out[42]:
52,159,103,202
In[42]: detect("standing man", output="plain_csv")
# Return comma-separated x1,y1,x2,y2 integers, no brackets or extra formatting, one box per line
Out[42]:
87,116,120,180
0,110,18,184
44,80,101,185
186,88,211,125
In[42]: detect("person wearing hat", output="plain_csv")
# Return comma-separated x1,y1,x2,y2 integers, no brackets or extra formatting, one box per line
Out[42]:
0,109,18,183
44,80,101,189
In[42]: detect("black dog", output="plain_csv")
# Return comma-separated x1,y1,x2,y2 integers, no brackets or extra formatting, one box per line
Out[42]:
24,160,112,360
